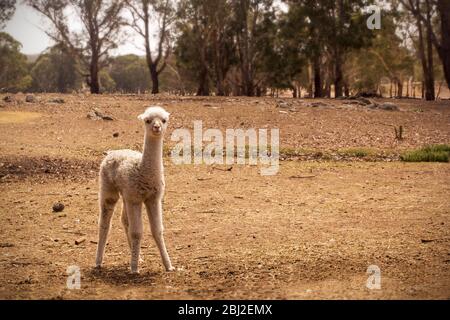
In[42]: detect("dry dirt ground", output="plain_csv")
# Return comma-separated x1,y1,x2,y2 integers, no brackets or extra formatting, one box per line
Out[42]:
0,93,449,299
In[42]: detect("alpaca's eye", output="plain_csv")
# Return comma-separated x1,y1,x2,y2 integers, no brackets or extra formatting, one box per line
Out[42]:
162,119,166,124
146,119,150,124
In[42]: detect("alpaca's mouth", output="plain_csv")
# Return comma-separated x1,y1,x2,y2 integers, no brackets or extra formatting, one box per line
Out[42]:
152,128,162,134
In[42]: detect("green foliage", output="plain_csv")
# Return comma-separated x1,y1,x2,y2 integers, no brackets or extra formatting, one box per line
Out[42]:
174,0,238,95
17,74,33,92
0,0,16,28
401,145,450,162
259,8,304,90
158,55,188,93
0,32,31,92
422,144,450,153
99,70,116,93
349,10,414,95
338,148,372,158
109,55,150,93
0,1,440,96
174,17,208,94
30,45,81,93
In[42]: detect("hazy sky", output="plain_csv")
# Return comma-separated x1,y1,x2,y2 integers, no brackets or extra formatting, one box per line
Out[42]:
3,3,142,56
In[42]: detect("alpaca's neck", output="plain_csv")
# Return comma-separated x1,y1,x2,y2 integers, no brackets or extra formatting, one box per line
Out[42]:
141,134,163,173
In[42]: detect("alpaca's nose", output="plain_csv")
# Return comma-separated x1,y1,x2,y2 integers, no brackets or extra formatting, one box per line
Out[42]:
152,122,162,133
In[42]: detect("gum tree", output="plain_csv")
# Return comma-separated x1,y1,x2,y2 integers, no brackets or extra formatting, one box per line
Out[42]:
27,0,125,94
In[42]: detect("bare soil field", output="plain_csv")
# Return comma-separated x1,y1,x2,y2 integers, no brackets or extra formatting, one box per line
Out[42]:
0,93,449,299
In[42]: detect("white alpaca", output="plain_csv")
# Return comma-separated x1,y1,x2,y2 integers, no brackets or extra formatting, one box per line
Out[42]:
95,106,174,273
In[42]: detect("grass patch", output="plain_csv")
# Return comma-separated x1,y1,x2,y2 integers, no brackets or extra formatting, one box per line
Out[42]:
401,144,450,162
337,148,374,158
279,147,299,157
422,144,450,153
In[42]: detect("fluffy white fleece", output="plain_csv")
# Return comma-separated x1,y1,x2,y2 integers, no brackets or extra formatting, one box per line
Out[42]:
95,106,174,273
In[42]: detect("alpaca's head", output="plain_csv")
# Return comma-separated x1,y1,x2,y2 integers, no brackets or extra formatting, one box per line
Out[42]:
138,106,170,138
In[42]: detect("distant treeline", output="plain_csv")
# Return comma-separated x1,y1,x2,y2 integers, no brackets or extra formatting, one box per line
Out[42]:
1,0,449,100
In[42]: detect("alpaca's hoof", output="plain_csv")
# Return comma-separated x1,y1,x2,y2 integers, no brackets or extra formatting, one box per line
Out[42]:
166,266,176,272
130,269,140,275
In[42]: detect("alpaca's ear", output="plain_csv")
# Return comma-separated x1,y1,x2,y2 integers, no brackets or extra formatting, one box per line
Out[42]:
137,113,146,121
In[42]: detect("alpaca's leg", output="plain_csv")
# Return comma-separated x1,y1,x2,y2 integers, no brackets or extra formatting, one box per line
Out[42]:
121,201,145,263
145,198,174,271
120,200,131,250
125,200,143,274
95,187,119,268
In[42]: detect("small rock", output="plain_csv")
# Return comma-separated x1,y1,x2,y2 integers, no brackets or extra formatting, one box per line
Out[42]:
0,243,14,248
308,102,328,107
25,95,37,103
276,100,291,108
87,108,114,121
75,237,86,245
18,277,33,285
3,95,14,103
52,202,65,212
378,102,399,111
49,98,65,103
112,132,119,138
343,100,360,105
357,97,372,105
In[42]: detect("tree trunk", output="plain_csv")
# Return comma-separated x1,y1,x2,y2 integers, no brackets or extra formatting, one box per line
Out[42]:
213,31,228,96
197,66,210,96
90,56,100,94
144,6,160,95
214,43,225,96
236,0,256,97
417,13,433,100
344,83,350,97
397,80,403,98
425,0,435,100
150,65,159,94
292,86,297,98
406,79,409,97
313,56,323,98
242,70,254,96
325,82,331,98
389,80,393,98
334,0,345,98
334,49,343,98
437,0,450,89
217,76,224,96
